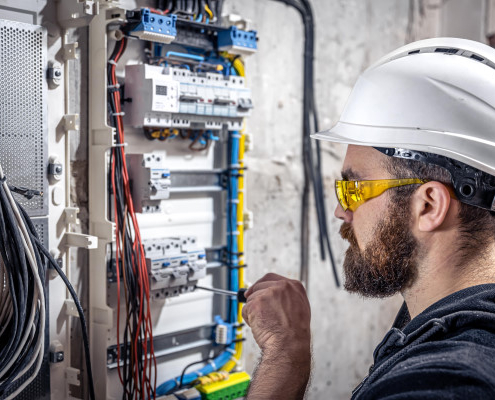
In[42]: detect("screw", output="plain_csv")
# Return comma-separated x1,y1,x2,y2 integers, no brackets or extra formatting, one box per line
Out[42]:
54,70,62,77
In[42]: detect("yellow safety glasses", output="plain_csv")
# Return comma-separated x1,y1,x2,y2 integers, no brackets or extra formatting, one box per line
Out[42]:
335,178,427,212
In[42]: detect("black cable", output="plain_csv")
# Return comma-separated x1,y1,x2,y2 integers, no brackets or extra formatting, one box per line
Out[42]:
0,177,94,399
270,0,340,287
178,356,214,389
15,204,96,400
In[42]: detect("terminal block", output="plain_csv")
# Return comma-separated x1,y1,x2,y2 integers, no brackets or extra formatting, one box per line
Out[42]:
143,236,207,298
217,26,258,56
124,64,252,130
127,152,171,213
125,8,177,44
195,372,251,400
214,316,235,345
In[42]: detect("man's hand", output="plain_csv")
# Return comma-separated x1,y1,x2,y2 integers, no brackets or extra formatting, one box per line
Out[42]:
242,273,311,400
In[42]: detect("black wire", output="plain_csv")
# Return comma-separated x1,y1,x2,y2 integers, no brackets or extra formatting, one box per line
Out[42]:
270,0,340,287
178,356,214,389
15,204,96,400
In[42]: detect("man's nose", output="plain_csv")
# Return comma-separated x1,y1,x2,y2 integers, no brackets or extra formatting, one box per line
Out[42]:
334,203,353,223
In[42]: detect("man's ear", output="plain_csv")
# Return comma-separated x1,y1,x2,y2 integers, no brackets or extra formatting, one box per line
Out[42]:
411,182,452,232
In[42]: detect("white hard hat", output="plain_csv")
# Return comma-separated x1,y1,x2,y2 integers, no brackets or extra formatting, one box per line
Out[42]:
312,37,495,177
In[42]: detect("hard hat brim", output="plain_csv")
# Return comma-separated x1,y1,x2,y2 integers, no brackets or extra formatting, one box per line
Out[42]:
312,121,495,177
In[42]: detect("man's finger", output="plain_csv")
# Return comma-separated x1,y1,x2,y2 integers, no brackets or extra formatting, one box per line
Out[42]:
245,273,287,296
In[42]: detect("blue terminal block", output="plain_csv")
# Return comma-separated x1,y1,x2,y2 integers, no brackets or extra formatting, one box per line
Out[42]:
125,8,177,44
217,26,258,56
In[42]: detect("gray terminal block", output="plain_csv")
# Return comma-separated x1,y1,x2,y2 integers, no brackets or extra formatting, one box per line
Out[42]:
127,151,171,213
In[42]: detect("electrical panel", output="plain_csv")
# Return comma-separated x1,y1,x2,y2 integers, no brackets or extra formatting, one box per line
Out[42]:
0,1,258,398
87,2,257,399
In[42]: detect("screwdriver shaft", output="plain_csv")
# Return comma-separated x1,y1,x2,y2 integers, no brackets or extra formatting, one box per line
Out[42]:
195,285,237,297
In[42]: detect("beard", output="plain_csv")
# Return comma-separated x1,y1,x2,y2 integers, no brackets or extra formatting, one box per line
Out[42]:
339,202,419,298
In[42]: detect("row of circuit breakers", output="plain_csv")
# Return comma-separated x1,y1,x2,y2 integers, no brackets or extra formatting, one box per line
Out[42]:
118,7,257,300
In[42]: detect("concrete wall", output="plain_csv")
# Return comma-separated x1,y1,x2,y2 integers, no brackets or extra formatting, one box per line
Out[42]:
220,1,486,399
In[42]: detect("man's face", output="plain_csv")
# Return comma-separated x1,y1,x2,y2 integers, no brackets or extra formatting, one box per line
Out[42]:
335,145,419,298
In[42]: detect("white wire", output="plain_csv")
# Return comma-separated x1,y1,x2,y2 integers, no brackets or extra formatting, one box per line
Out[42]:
0,162,45,397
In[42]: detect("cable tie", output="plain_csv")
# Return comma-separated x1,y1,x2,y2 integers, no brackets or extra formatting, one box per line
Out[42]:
231,134,242,139
226,347,236,355
237,221,244,226
208,360,217,370
108,60,118,66
225,264,247,269
229,163,241,169
107,83,120,89
111,112,125,117
227,230,240,236
227,199,239,204
7,185,43,199
195,371,203,377
229,355,240,364
111,143,128,148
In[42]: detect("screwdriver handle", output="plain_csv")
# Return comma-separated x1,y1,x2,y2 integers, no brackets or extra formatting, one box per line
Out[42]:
237,288,248,303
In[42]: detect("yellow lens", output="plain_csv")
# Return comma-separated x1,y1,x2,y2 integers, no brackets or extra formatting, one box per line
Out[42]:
335,181,349,211
335,178,426,212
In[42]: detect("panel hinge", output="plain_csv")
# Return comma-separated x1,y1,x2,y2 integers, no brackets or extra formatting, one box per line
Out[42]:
64,114,80,132
65,207,81,225
65,367,81,386
64,232,98,249
63,42,79,60
64,299,79,317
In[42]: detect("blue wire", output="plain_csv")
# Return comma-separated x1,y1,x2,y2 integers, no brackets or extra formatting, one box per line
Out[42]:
228,131,241,322
155,346,235,396
165,51,205,62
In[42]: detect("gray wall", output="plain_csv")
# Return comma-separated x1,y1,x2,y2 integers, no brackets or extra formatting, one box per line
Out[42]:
221,0,488,399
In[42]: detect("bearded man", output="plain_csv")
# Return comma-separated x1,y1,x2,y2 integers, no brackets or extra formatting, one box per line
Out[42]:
242,38,495,399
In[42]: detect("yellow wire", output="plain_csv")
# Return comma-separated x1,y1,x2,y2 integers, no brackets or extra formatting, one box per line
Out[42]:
204,3,214,19
221,125,246,373
220,53,247,373
232,58,245,77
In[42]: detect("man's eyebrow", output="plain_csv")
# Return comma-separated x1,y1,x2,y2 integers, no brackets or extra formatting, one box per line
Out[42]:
340,168,362,181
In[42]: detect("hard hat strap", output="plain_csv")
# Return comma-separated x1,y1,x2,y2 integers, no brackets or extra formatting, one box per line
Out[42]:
375,147,495,212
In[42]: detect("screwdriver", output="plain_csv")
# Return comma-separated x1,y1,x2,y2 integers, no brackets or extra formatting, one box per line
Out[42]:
195,285,248,303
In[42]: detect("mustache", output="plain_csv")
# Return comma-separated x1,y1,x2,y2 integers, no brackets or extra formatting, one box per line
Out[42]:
339,222,359,247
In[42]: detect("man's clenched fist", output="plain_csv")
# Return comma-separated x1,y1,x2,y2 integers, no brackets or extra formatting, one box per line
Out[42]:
242,273,312,399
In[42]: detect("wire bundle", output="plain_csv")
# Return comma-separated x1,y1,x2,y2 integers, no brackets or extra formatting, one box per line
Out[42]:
108,38,157,399
271,0,340,287
155,0,224,24
0,164,95,399
0,164,46,398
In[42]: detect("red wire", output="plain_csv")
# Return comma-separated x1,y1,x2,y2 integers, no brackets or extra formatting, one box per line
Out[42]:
110,37,157,399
